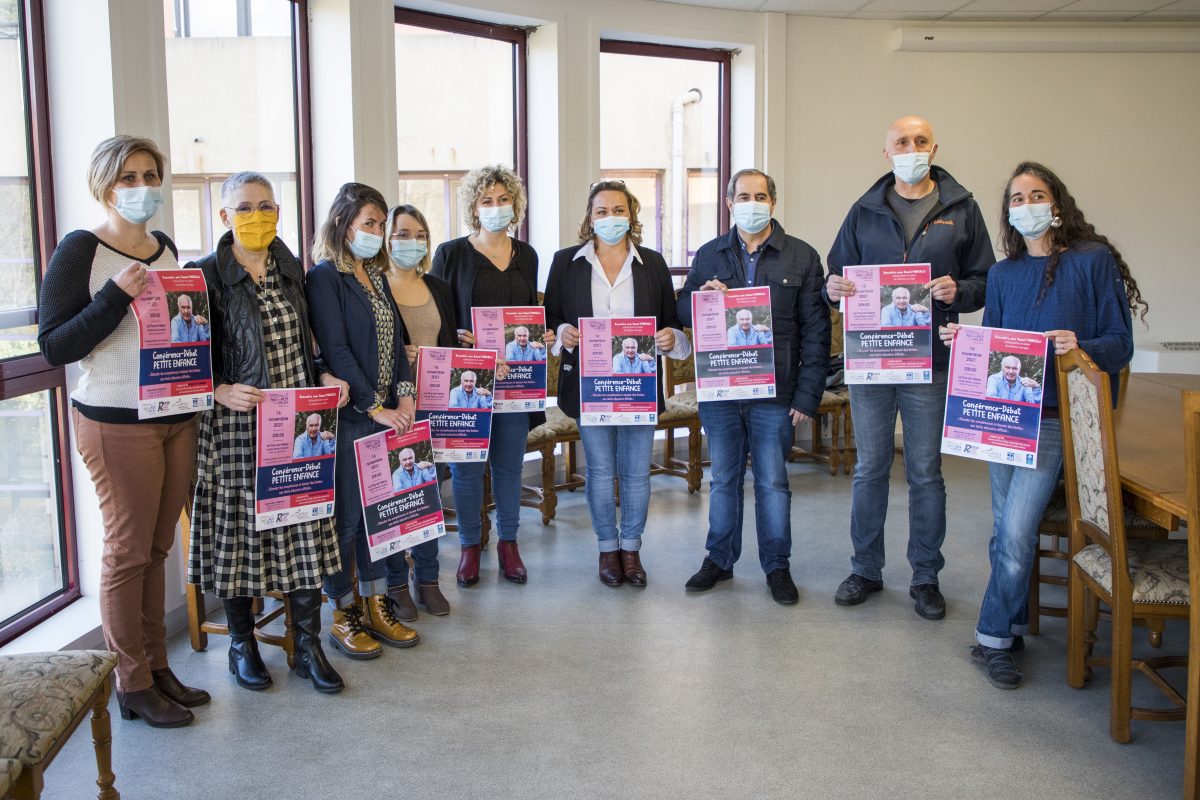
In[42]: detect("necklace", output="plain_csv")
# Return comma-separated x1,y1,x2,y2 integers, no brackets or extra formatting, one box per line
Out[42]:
472,234,511,265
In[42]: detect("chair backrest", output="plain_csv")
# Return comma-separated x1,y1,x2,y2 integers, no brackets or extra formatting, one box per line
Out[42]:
830,308,844,357
1184,390,1200,563
663,327,695,395
1057,348,1132,592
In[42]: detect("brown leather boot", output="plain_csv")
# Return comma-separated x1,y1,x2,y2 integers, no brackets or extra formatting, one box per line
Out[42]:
417,582,451,616
496,540,527,584
620,550,647,587
151,667,210,707
598,551,624,587
362,594,421,648
457,544,481,587
327,602,383,660
117,686,193,728
389,582,418,622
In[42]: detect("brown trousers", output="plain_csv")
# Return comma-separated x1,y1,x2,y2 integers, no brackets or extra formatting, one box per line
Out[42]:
73,409,198,691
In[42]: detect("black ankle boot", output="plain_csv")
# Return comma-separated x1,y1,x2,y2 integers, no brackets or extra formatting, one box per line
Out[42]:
223,597,272,691
287,589,344,694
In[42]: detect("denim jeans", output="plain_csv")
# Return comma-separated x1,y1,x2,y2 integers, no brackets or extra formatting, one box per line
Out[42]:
975,418,1064,649
847,373,948,586
697,399,793,574
578,424,655,552
449,411,528,546
323,414,389,607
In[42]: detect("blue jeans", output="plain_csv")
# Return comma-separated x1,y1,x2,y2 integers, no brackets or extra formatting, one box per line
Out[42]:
323,414,388,607
847,374,948,586
578,424,655,552
698,399,793,574
384,539,440,587
449,411,528,546
976,418,1064,649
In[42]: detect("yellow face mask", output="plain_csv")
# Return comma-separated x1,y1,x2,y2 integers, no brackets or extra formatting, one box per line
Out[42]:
231,209,278,252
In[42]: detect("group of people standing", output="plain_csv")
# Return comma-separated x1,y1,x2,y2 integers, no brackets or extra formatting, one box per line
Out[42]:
36,113,1146,729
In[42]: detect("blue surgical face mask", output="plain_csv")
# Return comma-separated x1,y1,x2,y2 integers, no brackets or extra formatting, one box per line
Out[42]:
1008,203,1055,239
112,186,164,224
592,216,630,245
890,150,932,185
389,239,428,269
732,201,771,235
348,228,383,260
478,204,514,232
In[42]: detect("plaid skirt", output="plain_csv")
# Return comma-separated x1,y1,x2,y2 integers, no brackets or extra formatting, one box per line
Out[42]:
187,402,341,599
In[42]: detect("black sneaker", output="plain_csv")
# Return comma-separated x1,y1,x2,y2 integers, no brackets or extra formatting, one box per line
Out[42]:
685,557,733,591
970,644,1023,690
909,583,946,620
834,573,883,605
766,569,799,605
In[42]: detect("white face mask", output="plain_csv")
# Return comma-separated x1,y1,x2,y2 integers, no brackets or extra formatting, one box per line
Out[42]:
890,151,932,185
478,204,514,232
1008,203,1055,239
113,186,164,224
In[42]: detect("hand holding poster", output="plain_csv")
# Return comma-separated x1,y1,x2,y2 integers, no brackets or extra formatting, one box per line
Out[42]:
354,420,446,561
471,306,547,412
690,286,776,402
415,346,496,461
130,268,214,418
254,387,340,531
579,316,657,425
941,325,1048,468
843,263,933,384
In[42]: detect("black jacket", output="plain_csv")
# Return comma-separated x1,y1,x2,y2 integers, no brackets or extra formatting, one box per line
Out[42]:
544,243,684,420
678,222,831,418
188,232,318,389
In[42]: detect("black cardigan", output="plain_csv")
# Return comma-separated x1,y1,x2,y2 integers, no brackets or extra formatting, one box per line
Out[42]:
543,243,683,420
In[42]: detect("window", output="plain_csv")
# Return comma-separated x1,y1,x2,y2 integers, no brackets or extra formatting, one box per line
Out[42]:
599,41,732,274
0,0,80,645
162,0,311,263
394,8,527,242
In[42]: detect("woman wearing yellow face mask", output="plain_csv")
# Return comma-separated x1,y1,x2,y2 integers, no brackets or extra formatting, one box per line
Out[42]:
188,172,350,694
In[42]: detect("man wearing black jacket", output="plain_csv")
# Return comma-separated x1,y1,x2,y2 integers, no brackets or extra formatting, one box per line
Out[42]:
678,169,831,605
825,116,994,620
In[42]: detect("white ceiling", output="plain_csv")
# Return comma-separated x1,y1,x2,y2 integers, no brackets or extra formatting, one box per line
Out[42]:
646,0,1200,22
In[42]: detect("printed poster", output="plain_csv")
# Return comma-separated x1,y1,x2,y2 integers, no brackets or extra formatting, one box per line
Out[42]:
843,263,933,384
254,386,340,531
415,346,496,461
471,306,547,412
690,286,776,402
941,325,1049,469
354,420,446,561
130,268,214,418
579,316,658,426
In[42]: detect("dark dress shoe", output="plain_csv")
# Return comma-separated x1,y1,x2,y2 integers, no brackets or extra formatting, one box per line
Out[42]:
685,557,732,591
834,573,883,606
117,686,193,728
457,544,481,587
496,540,527,584
766,568,799,605
228,638,273,691
910,583,946,620
620,550,647,587
598,552,624,587
151,667,210,707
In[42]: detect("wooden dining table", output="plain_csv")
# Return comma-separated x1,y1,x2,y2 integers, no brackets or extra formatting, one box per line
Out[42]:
1113,372,1200,799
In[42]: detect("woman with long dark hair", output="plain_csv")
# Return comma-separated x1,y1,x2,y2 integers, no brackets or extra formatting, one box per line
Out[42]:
941,161,1145,690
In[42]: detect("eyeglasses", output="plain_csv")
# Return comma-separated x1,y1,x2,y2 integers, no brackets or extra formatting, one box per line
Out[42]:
225,202,279,215
390,231,430,242
589,179,626,191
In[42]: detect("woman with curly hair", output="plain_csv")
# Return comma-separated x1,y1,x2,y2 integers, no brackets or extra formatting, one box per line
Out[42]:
430,165,553,587
941,161,1146,690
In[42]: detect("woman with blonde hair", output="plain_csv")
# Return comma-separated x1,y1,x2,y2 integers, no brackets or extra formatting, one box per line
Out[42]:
431,165,553,587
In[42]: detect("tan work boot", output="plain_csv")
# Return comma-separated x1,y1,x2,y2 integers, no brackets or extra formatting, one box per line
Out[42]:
362,594,421,648
327,602,383,660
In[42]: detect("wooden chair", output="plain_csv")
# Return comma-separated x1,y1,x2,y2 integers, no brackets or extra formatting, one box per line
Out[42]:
1060,348,1189,743
0,650,119,799
1181,390,1200,796
652,332,703,493
789,309,851,475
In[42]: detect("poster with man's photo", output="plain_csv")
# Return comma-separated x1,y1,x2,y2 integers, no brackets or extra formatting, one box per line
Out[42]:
941,325,1048,469
690,286,776,402
471,305,547,412
578,316,658,426
354,420,446,561
415,346,496,461
842,263,933,384
130,268,214,418
254,387,340,531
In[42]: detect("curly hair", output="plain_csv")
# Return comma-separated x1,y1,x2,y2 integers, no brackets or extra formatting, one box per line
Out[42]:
311,182,390,275
1000,161,1147,322
384,204,432,276
577,180,643,246
459,165,526,233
